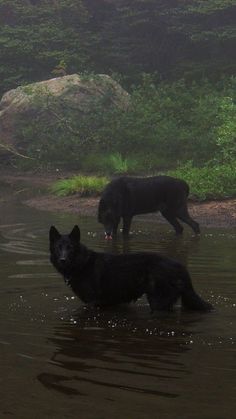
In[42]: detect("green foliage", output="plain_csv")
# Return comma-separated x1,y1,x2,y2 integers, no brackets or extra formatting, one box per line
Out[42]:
51,161,236,200
78,152,174,174
96,76,236,166
184,0,236,15
108,153,129,174
50,175,109,197
78,152,140,174
0,0,89,95
15,76,130,169
105,153,140,174
169,161,236,200
0,0,236,95
215,95,236,161
15,75,236,174
1,1,235,204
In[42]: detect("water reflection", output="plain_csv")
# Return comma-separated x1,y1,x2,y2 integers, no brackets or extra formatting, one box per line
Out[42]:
38,306,204,398
107,233,202,268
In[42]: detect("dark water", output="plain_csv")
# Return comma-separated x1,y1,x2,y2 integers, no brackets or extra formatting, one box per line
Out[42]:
0,187,235,419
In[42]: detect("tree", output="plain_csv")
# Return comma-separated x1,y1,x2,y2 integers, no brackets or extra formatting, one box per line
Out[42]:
84,0,236,80
0,0,89,95
0,0,235,96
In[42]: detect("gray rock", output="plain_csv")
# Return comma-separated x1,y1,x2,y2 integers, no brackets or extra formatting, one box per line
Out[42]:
0,74,130,156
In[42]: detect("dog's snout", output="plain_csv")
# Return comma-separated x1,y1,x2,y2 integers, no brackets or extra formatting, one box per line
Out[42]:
105,231,113,240
59,250,67,262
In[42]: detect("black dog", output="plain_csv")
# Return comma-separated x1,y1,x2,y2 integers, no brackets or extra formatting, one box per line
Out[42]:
98,176,200,238
49,225,212,312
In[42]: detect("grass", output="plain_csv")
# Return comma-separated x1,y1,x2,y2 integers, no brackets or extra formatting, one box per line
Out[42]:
80,152,140,174
168,162,236,200
50,162,236,200
109,153,130,173
51,175,109,197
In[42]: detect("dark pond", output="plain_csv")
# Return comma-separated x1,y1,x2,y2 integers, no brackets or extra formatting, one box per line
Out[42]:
0,183,235,419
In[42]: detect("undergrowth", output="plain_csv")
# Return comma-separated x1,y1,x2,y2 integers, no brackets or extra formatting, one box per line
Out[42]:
168,162,236,200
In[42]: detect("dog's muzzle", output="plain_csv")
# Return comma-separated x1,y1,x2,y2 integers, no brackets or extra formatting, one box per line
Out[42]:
105,232,113,240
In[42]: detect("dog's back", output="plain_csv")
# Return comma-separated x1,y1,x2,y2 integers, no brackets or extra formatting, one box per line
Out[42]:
119,176,189,214
99,175,189,217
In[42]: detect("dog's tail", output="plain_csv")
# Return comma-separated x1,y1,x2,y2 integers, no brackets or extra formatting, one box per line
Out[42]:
181,269,213,312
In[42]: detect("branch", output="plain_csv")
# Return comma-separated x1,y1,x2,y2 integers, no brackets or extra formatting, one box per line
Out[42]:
47,107,92,146
0,142,34,159
44,94,89,145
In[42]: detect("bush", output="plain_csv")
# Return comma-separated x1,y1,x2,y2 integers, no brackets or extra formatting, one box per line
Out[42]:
216,96,236,162
15,75,236,171
169,161,236,200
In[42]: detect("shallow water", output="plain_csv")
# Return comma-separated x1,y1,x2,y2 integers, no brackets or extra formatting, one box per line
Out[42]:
0,186,236,419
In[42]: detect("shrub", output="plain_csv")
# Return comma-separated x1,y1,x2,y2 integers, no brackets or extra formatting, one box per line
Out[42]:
216,96,236,162
169,161,236,200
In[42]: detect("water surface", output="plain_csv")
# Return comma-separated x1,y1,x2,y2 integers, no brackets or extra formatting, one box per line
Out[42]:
0,187,235,419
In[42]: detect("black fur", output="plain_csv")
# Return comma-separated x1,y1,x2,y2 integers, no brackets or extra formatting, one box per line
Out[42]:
49,225,213,312
98,175,200,237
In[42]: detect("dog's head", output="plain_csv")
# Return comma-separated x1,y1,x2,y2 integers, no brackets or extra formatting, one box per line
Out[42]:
49,225,81,271
98,198,120,239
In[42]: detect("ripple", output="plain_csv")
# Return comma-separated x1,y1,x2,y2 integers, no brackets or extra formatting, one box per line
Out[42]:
0,213,236,417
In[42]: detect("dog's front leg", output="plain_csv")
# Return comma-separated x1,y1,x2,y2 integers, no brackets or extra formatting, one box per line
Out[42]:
122,215,132,236
112,217,120,236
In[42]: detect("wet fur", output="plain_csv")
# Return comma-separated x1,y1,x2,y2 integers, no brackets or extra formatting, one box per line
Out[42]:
98,175,200,237
49,225,212,312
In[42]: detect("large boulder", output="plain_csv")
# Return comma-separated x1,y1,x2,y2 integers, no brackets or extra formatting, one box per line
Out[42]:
0,74,130,156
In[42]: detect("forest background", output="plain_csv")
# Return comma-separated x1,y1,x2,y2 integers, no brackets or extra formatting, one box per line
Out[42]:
0,0,235,199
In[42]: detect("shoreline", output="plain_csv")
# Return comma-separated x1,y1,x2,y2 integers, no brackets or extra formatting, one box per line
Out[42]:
1,169,236,228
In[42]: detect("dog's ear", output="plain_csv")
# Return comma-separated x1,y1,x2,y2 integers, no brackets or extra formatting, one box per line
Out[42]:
49,226,61,242
69,225,80,242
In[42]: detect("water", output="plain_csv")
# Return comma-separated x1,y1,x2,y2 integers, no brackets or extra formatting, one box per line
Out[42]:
0,184,235,419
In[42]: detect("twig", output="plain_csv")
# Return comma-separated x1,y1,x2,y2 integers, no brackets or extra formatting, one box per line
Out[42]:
0,142,34,159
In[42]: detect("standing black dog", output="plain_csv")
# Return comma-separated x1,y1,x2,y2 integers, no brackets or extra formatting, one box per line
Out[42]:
98,176,200,238
49,225,212,312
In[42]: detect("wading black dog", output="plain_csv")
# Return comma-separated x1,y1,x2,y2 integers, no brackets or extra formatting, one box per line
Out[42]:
49,225,212,312
98,176,200,238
